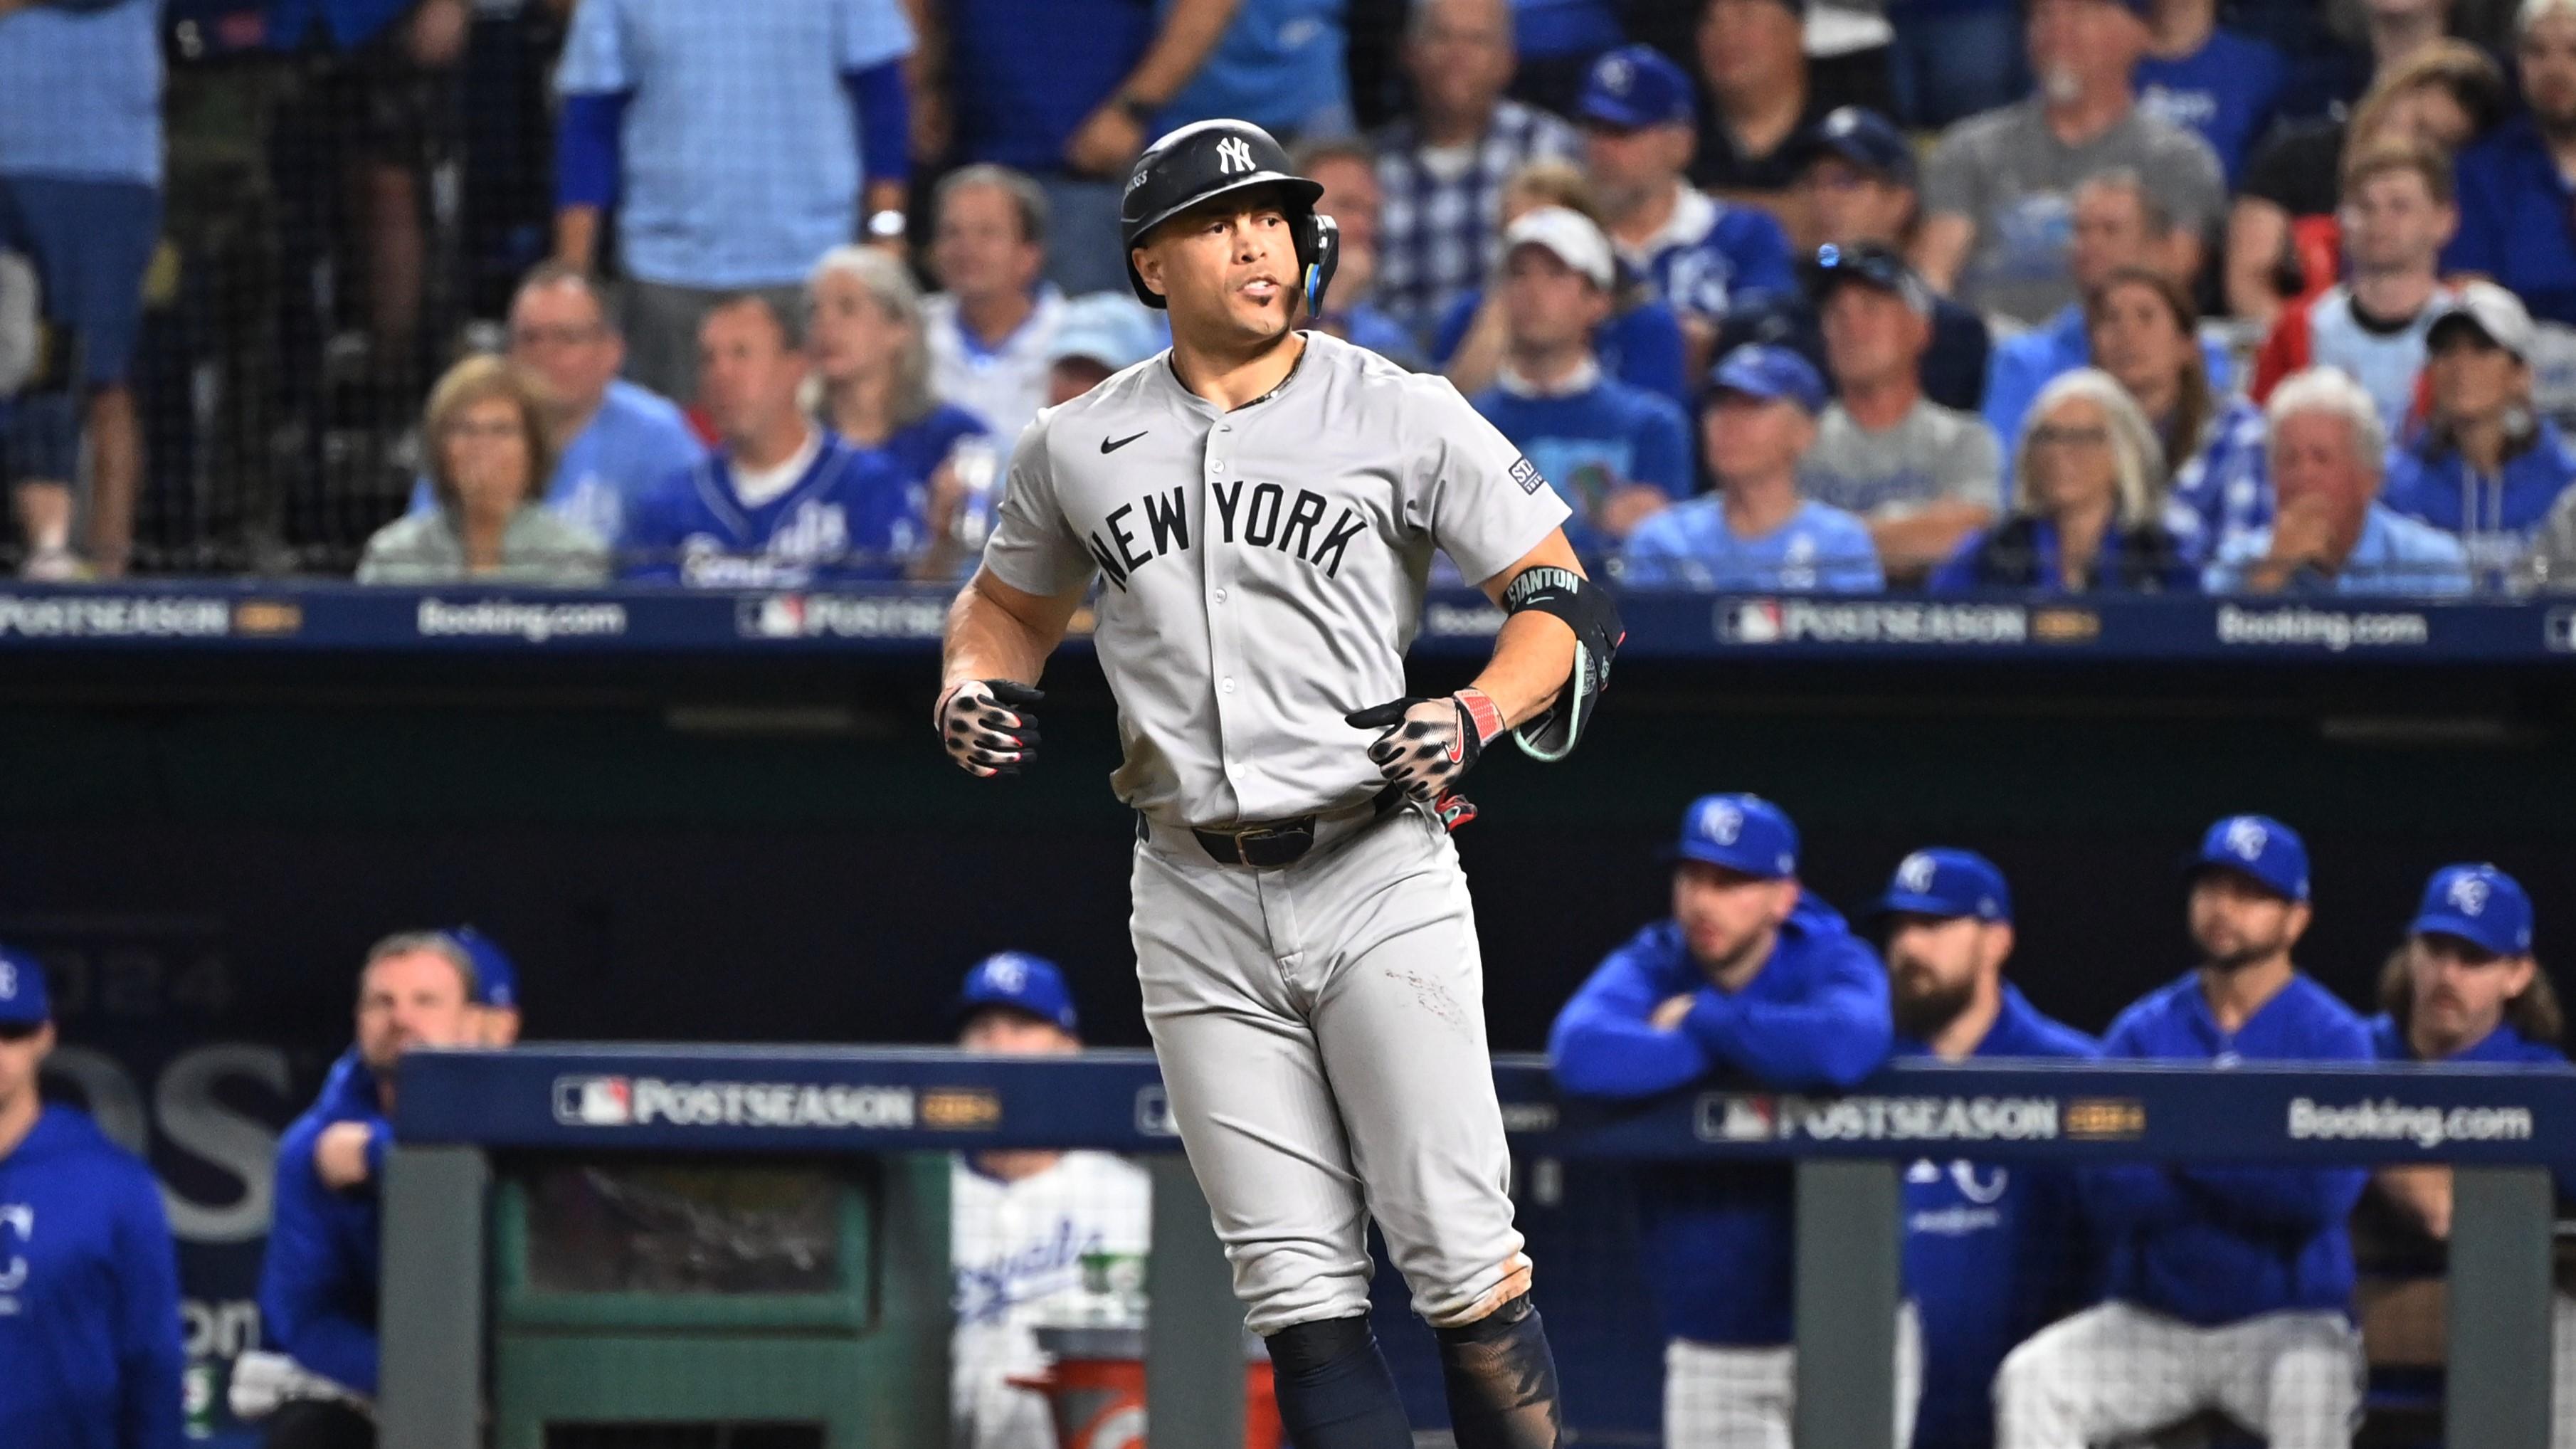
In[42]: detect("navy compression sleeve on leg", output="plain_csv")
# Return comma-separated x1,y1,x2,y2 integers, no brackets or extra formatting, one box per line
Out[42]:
1265,1313,1415,1449
1434,1295,1565,1449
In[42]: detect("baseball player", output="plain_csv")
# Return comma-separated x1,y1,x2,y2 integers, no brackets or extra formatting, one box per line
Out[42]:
0,947,186,1449
1995,816,2372,1449
1870,850,2096,1449
2360,865,2576,1449
947,953,1152,1449
936,118,1624,1448
248,934,482,1449
1548,794,1907,1449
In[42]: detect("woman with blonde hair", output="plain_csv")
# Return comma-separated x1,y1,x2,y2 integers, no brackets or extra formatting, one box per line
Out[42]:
806,245,995,579
358,356,608,584
1929,369,2194,594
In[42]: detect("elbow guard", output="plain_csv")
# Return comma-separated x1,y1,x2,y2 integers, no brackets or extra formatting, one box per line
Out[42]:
1501,565,1623,762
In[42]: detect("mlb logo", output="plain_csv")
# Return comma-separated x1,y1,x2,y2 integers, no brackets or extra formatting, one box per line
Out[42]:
1701,1093,1777,1142
554,1076,633,1127
739,595,808,639
1719,599,1784,645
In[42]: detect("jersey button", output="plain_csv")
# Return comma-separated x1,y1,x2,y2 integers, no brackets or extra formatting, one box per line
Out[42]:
1222,678,1237,693
1214,587,1228,603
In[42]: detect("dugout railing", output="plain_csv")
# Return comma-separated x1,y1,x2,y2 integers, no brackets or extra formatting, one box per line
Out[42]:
384,1048,2576,1449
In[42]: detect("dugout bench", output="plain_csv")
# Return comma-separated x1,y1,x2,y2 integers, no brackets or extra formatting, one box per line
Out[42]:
384,1048,2576,1448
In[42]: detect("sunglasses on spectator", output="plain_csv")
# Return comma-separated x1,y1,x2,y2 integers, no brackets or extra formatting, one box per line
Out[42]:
2029,424,2111,448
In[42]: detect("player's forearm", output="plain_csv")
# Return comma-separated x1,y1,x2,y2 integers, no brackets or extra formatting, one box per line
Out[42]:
941,571,1065,687
1469,539,1587,729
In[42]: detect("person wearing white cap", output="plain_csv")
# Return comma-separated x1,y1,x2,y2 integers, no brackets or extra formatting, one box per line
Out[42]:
2382,280,2576,586
1041,293,1166,409
1467,206,1694,559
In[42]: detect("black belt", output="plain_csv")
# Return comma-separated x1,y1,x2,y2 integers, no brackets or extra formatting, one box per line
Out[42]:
1168,784,1405,868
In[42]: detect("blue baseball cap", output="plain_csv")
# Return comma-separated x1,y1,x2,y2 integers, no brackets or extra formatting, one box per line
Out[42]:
959,952,1079,1034
2410,863,2535,957
2185,815,2311,902
0,947,48,1028
1795,106,1916,186
1672,794,1800,878
1578,45,1696,130
446,927,519,1011
1871,848,2012,923
1709,344,1827,416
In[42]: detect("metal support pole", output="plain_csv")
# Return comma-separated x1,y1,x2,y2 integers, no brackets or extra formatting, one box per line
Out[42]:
380,1144,490,1449
1146,1154,1245,1448
2446,1166,2555,1449
1794,1158,1902,1449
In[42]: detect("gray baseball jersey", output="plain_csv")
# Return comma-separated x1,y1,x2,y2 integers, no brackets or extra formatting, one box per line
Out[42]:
979,330,1571,1339
981,330,1570,826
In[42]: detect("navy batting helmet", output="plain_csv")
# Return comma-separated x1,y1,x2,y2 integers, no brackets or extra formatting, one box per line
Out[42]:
1120,120,1339,317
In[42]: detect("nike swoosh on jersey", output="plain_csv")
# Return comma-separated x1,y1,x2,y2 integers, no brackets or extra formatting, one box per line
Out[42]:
1101,431,1149,454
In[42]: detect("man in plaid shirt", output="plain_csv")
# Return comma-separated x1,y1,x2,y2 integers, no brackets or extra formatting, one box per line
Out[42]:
1373,0,1580,344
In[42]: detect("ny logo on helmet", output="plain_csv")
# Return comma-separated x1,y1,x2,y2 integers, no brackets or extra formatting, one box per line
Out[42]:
2447,875,2491,917
1699,801,1743,845
1896,853,1937,895
1216,137,1255,174
2224,818,2269,861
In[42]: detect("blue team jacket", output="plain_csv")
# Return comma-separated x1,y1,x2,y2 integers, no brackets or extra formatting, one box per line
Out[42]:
258,1053,387,1396
0,1106,184,1449
1896,985,2099,1449
2380,419,2576,585
1549,894,1892,1345
2086,971,2372,1327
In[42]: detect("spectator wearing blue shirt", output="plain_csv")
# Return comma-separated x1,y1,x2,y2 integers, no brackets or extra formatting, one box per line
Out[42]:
1620,345,1886,591
1297,138,1432,370
621,295,914,588
2205,367,2474,596
1372,0,1580,341
2382,283,2576,584
1869,852,2098,1449
1432,160,1692,411
1551,794,1908,1449
401,266,707,547
1980,173,2230,458
1800,243,2002,581
252,934,481,1448
0,0,163,579
1469,207,1694,560
554,0,915,404
2086,268,2242,559
1995,816,2372,1449
1156,0,1353,142
2443,0,2576,326
1724,107,1992,413
0,948,182,1449
808,245,997,580
931,0,1239,297
1577,45,1796,377
2164,394,2271,567
2133,0,2290,184
1932,369,2194,594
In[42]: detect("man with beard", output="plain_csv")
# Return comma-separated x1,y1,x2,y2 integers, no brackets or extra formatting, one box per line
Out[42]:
1995,816,2372,1449
2357,864,2576,1442
2445,0,2576,325
1551,794,1909,1448
1872,850,2096,1449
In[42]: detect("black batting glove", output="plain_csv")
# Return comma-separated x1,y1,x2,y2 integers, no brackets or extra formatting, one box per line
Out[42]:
1344,687,1504,802
936,679,1044,777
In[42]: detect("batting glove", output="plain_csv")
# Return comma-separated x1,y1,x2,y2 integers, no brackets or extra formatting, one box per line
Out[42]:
936,679,1044,777
1344,687,1504,802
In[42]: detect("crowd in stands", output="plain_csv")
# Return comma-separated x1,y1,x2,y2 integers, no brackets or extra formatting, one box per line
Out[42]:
10,0,2576,595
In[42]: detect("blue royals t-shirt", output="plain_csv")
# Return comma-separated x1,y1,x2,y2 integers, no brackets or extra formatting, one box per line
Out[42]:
2134,26,2291,185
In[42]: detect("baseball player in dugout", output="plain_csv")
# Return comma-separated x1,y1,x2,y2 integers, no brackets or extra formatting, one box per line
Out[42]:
1547,794,1904,1448
936,117,1625,1448
1872,850,2097,1449
1995,815,2372,1449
